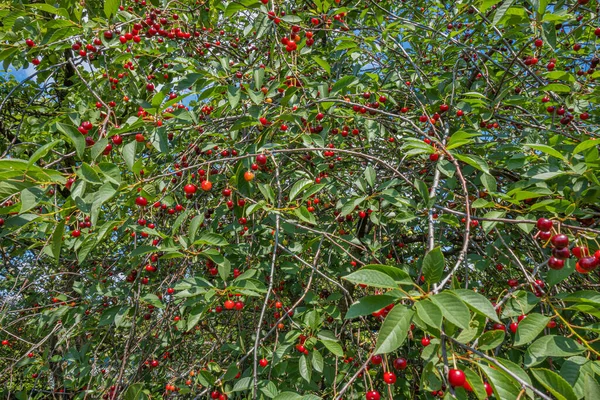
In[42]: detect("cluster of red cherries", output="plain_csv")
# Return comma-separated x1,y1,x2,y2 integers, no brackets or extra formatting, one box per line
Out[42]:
536,218,599,273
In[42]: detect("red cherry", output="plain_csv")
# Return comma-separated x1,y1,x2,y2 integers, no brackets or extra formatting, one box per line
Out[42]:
383,371,396,384
536,218,553,232
150,359,159,368
111,135,123,145
484,382,493,396
507,279,519,287
578,256,598,272
371,355,382,365
572,246,589,259
448,369,466,387
365,391,380,400
224,300,235,310
256,154,267,165
550,234,569,249
548,257,565,270
439,104,449,112
552,247,571,259
259,358,268,367
393,357,407,370
509,321,518,334
184,184,197,194
135,197,148,207
421,337,430,346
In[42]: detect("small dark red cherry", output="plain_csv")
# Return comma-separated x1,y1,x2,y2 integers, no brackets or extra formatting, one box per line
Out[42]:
552,247,570,260
393,357,407,370
371,355,382,365
548,256,565,270
550,234,569,249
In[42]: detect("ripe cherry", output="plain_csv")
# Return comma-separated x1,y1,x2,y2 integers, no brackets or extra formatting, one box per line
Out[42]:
484,382,493,396
383,371,396,384
371,355,382,365
549,256,564,270
256,154,267,165
365,391,380,400
393,357,407,370
448,369,466,387
259,358,268,367
224,300,235,310
421,337,430,346
184,184,197,194
550,234,568,249
135,196,148,207
509,321,518,334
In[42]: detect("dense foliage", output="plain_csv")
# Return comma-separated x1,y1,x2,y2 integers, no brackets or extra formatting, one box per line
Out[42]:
1,0,600,398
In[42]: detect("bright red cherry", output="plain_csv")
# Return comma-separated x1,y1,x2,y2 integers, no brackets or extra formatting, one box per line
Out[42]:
365,391,380,400
224,300,235,310
184,184,197,194
421,337,430,346
383,371,396,384
371,355,382,365
135,196,148,207
259,358,268,367
572,246,589,259
256,154,267,165
448,369,466,387
484,382,493,396
509,321,518,334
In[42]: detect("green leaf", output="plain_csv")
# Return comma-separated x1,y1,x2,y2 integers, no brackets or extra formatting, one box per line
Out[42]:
194,233,228,247
28,140,61,168
573,140,598,155
479,364,521,399
122,141,137,171
79,163,102,184
422,247,444,285
19,187,44,214
430,292,470,330
56,122,85,158
501,290,540,318
227,85,241,108
320,339,344,357
514,313,550,346
294,206,316,225
122,383,149,400
311,349,323,373
542,83,571,93
364,166,376,188
188,215,204,242
478,329,505,350
104,0,119,18
415,179,430,204
274,393,303,400
374,305,414,354
331,76,357,94
524,335,586,367
289,179,313,201
299,354,312,382
343,269,398,289
345,295,396,319
451,289,500,323
51,219,65,263
531,368,577,400
524,143,566,161
415,299,442,330
492,0,515,26
312,56,331,74
585,374,600,400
